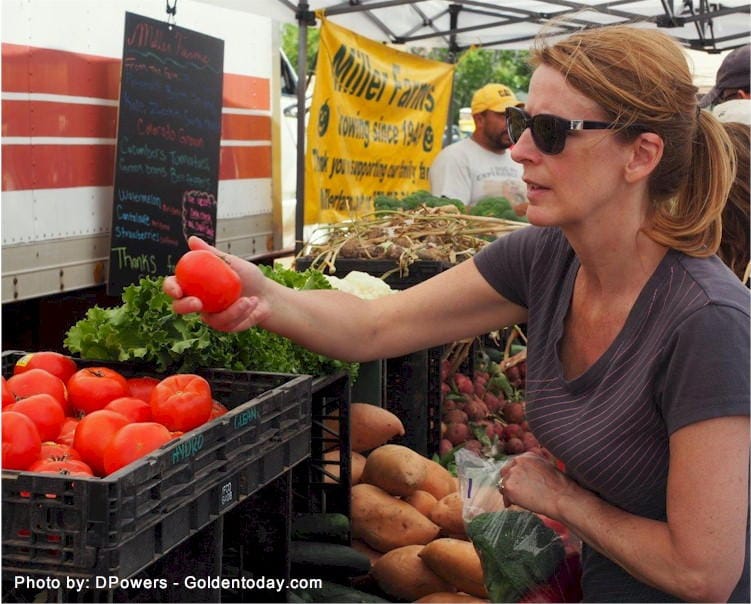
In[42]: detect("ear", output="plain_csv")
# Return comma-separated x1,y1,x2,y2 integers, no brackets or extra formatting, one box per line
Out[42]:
624,132,663,184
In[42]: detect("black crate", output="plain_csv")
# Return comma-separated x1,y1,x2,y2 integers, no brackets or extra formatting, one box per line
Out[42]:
294,257,448,290
1,351,312,579
292,372,351,519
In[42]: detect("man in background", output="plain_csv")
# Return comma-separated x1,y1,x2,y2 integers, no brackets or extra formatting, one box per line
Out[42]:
700,44,750,113
429,84,526,212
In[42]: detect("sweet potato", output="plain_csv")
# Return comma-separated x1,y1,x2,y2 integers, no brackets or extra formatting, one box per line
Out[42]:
415,592,489,603
430,491,467,537
351,538,382,567
322,449,367,484
371,545,455,601
419,457,458,500
419,538,488,598
351,483,441,552
360,444,427,496
405,490,438,517
350,403,405,452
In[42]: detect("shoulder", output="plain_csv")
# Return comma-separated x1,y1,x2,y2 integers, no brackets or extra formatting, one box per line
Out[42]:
673,253,750,317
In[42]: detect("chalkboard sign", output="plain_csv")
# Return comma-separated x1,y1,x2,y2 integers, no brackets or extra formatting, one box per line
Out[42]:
108,12,224,295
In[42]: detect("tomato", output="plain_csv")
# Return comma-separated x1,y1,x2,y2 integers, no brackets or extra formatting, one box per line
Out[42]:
2,377,15,408
13,351,78,383
7,369,70,415
5,393,65,442
67,367,129,415
126,376,160,403
72,410,129,476
105,397,152,423
150,374,212,432
28,458,93,477
209,399,229,420
2,411,42,470
56,417,80,447
38,442,82,462
174,249,242,313
103,422,173,475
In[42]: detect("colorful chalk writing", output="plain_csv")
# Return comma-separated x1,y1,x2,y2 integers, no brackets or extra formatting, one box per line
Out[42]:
108,12,224,295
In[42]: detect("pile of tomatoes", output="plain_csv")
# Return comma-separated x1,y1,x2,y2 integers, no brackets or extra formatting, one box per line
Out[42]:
1,352,228,478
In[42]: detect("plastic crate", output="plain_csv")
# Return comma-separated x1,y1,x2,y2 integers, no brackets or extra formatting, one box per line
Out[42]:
292,371,351,519
1,351,312,579
294,257,448,290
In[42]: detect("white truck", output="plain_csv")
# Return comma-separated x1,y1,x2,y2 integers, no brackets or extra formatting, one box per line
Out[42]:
1,0,296,307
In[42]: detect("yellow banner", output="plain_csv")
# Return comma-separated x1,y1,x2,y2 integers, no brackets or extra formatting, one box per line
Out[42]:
304,18,455,224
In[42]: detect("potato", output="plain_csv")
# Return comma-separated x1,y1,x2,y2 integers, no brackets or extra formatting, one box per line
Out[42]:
405,490,438,517
429,492,467,537
371,545,455,601
321,449,366,484
350,403,405,452
419,538,488,598
351,483,441,552
351,538,382,566
419,457,458,500
360,444,427,496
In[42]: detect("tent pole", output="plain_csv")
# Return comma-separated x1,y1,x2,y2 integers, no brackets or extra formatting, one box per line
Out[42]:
294,2,314,254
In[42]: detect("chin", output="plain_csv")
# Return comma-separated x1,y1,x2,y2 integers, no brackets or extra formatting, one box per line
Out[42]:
524,205,553,227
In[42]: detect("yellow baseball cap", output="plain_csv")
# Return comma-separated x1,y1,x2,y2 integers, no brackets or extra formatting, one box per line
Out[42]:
471,84,523,114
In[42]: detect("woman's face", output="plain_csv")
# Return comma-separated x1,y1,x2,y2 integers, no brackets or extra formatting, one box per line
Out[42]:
510,64,635,228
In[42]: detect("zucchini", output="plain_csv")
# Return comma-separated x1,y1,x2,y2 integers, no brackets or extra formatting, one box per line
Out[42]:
291,512,350,544
289,580,390,603
290,541,371,578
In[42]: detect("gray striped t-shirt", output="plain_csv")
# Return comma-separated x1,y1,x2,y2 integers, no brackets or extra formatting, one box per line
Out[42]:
474,226,750,602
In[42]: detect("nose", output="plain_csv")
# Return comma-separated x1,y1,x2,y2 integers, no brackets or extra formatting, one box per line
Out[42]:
509,126,538,163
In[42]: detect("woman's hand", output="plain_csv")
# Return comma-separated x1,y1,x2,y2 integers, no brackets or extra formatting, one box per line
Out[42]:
163,236,271,332
500,451,578,519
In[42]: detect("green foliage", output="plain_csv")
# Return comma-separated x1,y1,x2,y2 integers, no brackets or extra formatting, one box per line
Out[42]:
282,23,321,76
373,190,465,213
64,275,357,380
466,510,565,602
469,196,528,222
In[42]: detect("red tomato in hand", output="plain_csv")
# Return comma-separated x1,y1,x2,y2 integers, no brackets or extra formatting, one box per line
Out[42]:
38,442,82,462
105,397,152,422
29,458,93,477
67,367,129,415
56,417,80,447
174,250,242,312
2,411,42,470
5,393,65,442
72,410,129,476
13,351,78,383
2,377,15,408
126,376,160,403
103,422,173,475
150,374,212,432
7,369,70,415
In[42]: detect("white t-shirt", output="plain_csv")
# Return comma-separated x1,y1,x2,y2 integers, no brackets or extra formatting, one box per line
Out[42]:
428,137,526,207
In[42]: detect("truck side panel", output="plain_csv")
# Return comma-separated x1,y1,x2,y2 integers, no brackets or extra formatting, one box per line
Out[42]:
1,0,282,302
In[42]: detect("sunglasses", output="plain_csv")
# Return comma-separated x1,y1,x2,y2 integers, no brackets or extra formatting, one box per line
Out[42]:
505,106,634,155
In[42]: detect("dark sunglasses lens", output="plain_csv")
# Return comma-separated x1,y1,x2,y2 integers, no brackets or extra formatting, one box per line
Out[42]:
507,108,525,143
532,115,566,154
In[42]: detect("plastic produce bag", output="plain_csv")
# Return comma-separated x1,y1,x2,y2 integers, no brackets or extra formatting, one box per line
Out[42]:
455,449,567,603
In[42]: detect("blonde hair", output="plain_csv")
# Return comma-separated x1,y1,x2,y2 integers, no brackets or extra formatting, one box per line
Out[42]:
717,121,750,281
531,26,736,257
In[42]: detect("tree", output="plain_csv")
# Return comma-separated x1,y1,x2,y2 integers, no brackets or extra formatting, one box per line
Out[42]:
281,24,531,124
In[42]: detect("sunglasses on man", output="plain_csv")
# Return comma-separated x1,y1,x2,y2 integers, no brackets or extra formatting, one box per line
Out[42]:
505,106,642,155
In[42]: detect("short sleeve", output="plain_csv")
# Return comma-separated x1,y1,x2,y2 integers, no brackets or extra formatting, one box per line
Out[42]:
658,303,750,434
472,226,548,309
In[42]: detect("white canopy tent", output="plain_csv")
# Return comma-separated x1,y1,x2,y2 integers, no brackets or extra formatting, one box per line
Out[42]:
195,0,751,246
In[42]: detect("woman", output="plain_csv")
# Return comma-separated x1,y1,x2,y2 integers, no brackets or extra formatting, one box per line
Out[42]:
717,121,750,283
165,25,749,602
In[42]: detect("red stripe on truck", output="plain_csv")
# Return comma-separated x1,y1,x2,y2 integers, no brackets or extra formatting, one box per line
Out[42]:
2,99,118,138
2,43,121,99
2,144,116,191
